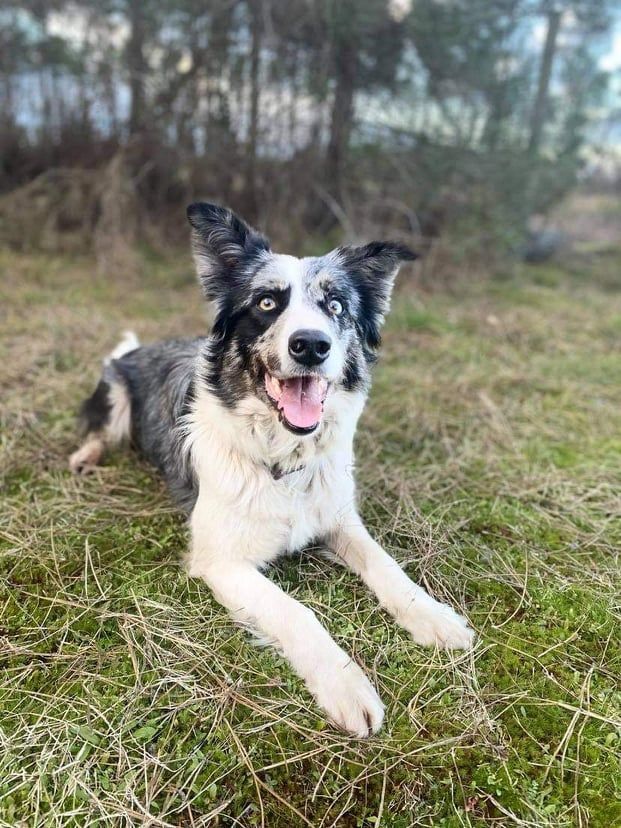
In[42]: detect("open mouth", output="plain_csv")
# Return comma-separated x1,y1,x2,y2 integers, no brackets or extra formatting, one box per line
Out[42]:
265,372,329,434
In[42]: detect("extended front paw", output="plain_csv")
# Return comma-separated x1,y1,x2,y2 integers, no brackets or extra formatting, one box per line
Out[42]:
308,658,385,737
399,595,475,650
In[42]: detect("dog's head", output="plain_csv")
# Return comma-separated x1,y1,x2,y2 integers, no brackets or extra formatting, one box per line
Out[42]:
187,202,416,436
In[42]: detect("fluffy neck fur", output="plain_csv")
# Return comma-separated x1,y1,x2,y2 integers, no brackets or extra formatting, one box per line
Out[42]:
185,361,366,483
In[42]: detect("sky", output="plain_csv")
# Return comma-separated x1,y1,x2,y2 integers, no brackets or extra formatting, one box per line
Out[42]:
600,20,621,72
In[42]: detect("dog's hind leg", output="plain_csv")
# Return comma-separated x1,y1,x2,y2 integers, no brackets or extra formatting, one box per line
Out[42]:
69,332,138,475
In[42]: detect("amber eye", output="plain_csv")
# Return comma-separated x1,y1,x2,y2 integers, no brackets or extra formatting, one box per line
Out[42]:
258,296,277,311
328,298,343,316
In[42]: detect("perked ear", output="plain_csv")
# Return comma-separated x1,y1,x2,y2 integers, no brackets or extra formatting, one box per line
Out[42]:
186,202,270,299
337,241,417,350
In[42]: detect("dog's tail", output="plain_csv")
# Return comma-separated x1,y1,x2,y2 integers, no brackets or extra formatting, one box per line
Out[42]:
105,330,140,364
69,331,140,474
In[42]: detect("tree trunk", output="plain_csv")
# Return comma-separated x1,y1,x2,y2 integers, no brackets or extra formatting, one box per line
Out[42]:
528,7,562,154
325,41,356,200
288,58,299,150
127,0,148,137
247,0,262,214
483,89,507,151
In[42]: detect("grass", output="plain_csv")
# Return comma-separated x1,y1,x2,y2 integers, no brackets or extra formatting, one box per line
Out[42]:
1,244,620,827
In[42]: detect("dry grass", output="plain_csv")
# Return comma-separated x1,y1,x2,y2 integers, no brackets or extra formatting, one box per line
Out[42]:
1,243,620,827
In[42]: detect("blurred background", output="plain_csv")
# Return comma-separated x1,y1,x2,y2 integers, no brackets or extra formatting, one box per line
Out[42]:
1,0,619,268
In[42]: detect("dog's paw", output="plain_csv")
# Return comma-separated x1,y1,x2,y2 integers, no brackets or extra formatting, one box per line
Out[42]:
69,439,103,475
309,659,384,737
399,595,475,650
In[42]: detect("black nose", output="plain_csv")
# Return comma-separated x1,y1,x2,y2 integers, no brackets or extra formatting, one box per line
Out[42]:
288,329,332,366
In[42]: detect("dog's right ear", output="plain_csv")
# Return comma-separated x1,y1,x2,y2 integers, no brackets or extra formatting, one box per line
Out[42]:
186,203,270,299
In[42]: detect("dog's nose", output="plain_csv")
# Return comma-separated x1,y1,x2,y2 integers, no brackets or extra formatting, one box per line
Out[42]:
288,329,331,366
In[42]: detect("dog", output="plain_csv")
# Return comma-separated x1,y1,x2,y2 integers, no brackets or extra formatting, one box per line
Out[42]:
70,203,474,736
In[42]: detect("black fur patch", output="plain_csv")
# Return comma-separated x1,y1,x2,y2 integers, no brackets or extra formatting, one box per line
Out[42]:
337,241,417,355
186,202,283,409
180,378,196,420
79,379,111,435
206,275,293,407
342,347,367,392
187,202,271,303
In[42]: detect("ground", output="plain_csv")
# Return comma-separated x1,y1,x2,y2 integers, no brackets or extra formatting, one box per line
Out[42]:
1,233,620,827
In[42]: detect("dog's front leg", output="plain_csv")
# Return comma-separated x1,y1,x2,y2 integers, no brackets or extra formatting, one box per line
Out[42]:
187,550,384,736
328,515,474,649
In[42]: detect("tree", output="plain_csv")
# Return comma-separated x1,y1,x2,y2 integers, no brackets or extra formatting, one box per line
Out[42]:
325,0,409,198
528,3,563,153
246,0,263,212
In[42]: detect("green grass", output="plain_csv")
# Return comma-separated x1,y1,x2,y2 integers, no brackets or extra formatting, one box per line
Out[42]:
1,246,620,827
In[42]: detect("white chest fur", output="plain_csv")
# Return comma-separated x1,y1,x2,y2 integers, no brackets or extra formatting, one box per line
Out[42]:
185,384,365,569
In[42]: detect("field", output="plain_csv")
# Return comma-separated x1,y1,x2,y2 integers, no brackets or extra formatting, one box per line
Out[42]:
1,237,620,827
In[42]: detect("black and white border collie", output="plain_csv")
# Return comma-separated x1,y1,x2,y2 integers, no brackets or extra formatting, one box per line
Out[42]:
70,203,474,736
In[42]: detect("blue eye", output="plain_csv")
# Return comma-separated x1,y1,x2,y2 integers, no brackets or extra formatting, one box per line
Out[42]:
328,298,343,316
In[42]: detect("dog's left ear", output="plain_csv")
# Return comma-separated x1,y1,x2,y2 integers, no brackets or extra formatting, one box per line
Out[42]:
337,241,417,349
187,202,270,300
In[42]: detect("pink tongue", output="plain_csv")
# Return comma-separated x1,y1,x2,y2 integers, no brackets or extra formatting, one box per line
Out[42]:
279,376,325,429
